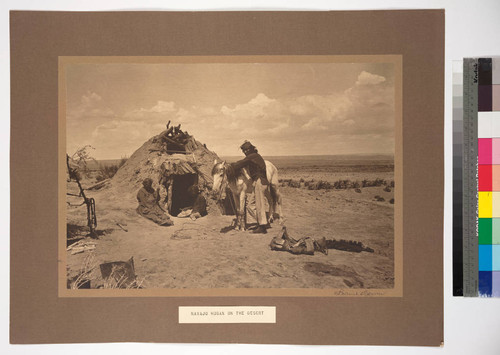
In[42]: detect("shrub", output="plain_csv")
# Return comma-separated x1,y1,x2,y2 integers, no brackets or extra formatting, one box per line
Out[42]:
97,156,128,180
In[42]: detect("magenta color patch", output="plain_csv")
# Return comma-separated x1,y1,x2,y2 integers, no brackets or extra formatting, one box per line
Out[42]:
479,138,493,164
493,139,500,164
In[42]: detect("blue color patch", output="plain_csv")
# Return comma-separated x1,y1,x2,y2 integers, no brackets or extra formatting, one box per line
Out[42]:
479,271,493,297
479,245,493,271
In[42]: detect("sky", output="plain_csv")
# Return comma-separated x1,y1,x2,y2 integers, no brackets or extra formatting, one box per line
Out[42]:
65,61,395,160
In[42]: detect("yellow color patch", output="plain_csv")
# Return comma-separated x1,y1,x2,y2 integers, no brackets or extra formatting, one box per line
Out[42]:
479,191,493,218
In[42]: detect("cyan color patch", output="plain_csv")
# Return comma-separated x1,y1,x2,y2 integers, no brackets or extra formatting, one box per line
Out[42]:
479,245,493,271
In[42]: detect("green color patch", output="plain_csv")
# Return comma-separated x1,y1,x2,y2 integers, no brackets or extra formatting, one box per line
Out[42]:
479,218,493,244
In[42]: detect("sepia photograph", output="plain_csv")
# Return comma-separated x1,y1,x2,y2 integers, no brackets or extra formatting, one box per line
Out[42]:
60,56,401,296
10,9,447,347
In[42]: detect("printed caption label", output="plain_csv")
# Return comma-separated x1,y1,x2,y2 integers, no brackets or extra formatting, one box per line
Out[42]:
179,306,276,324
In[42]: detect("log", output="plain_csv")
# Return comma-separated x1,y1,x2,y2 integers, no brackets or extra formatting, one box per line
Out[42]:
67,239,85,251
162,126,174,137
116,223,128,232
67,239,96,251
70,244,96,255
87,178,110,191
161,135,182,146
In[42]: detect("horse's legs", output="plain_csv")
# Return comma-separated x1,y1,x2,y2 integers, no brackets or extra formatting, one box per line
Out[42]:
264,186,274,224
270,184,284,224
230,180,247,231
267,163,283,225
230,190,242,231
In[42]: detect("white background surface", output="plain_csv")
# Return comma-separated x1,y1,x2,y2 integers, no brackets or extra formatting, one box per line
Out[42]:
2,1,500,354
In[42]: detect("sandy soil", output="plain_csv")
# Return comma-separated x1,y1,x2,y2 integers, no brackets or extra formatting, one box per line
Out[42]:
66,170,394,290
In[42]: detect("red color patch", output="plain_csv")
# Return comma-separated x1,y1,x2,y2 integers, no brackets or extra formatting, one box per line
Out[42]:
479,164,493,191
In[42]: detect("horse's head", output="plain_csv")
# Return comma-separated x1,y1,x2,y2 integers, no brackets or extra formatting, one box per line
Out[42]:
211,160,226,193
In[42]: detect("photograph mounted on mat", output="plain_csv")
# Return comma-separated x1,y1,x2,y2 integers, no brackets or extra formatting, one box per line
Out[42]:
59,55,402,297
11,10,443,345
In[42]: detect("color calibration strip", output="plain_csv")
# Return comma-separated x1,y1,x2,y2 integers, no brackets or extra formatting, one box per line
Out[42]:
461,58,500,297
476,58,500,297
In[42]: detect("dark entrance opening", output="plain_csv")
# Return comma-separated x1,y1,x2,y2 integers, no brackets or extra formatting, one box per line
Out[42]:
170,173,198,216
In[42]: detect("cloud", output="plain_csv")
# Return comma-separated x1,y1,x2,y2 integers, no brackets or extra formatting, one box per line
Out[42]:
248,93,275,106
205,71,394,155
124,101,177,122
81,92,102,106
355,71,386,86
268,122,290,134
80,100,219,158
302,117,328,131
68,91,115,121
221,93,275,121
215,70,392,138
88,119,166,157
67,70,395,158
143,100,177,113
66,91,118,156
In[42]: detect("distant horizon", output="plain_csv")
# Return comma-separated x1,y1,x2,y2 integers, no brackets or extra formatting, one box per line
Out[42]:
97,152,395,162
223,153,395,157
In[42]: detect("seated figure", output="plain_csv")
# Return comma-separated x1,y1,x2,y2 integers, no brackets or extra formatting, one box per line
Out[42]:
177,185,208,220
136,178,173,226
189,185,207,220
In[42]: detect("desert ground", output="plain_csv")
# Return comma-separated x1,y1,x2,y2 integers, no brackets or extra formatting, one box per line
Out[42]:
66,156,395,290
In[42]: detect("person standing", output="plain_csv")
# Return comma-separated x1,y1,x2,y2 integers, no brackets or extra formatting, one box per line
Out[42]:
231,141,269,234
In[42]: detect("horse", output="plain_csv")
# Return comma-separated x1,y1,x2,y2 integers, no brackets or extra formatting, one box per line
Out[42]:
212,159,283,231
